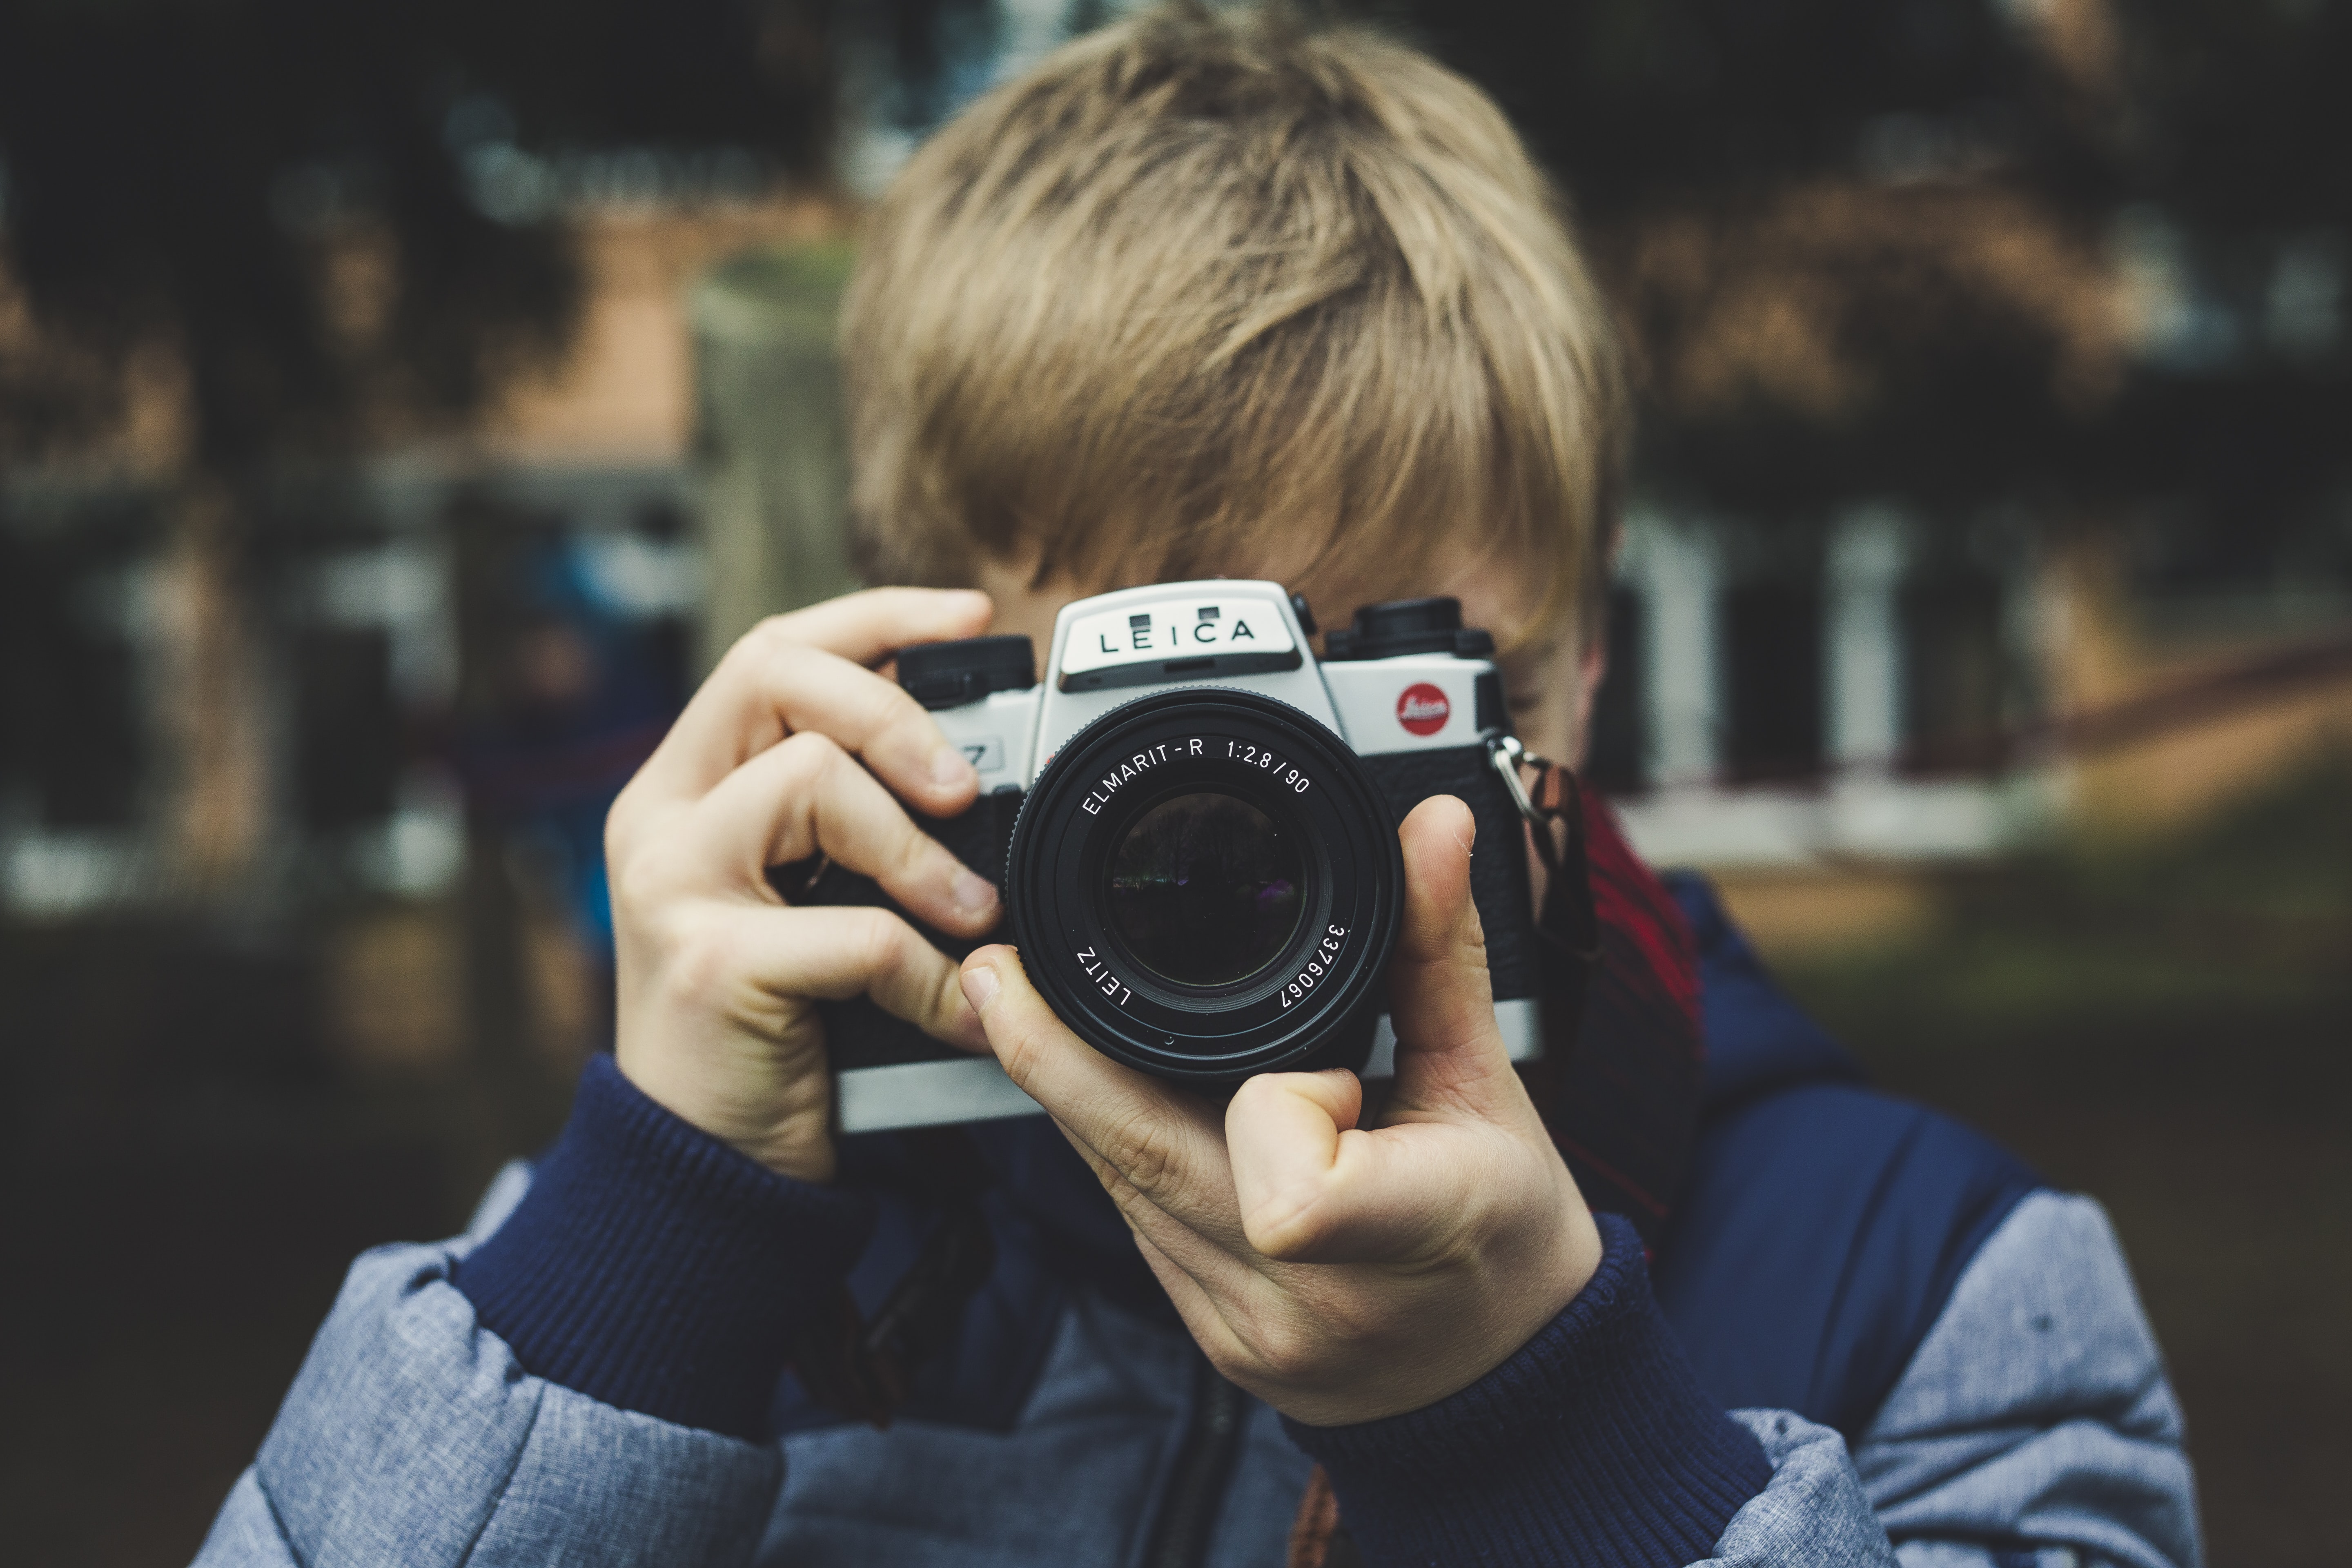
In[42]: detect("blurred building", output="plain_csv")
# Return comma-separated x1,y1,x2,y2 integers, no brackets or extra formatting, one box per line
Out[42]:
6,0,2351,933
0,205,810,929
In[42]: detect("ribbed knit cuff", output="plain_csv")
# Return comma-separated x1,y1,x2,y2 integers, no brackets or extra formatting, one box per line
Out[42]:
455,1054,875,1441
1284,1213,1772,1568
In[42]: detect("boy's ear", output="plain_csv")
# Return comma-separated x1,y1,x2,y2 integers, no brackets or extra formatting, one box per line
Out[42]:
1572,634,1609,772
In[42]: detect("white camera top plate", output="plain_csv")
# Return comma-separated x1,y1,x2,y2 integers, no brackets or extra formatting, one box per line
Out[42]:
1032,581,1337,779
1059,595,1297,679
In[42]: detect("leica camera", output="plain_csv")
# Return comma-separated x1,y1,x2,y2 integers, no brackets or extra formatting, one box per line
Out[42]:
793,581,1546,1132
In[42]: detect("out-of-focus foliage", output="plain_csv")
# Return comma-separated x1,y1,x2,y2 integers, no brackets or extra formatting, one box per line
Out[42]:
1397,0,2040,211
1384,0,2352,546
0,0,860,468
2122,0,2352,229
2,0,2348,550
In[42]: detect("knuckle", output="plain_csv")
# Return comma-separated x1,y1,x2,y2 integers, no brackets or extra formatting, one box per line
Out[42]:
777,727,849,791
662,913,740,1001
609,843,670,916
751,638,825,707
930,961,972,1025
1228,1074,1281,1117
990,1009,1046,1084
852,907,920,980
1458,906,1491,963
889,813,950,878
866,683,928,747
1248,1319,1320,1383
721,615,796,677
780,725,846,767
1315,1287,1386,1348
747,612,808,656
1097,1105,1176,1198
604,785,641,857
1245,1189,1326,1261
775,733,856,825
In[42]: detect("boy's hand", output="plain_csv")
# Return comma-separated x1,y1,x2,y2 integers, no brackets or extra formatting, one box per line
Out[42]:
607,588,1003,1183
960,795,1602,1427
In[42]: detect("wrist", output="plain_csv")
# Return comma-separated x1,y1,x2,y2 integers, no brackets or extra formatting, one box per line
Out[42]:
614,1035,837,1183
1288,1167,1603,1428
1284,1213,1770,1568
456,1053,874,1438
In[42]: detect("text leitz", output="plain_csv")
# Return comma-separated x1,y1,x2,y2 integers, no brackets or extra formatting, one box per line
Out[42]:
1073,947,1133,1008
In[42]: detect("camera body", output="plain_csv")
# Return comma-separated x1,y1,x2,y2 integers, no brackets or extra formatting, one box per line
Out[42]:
803,580,1544,1132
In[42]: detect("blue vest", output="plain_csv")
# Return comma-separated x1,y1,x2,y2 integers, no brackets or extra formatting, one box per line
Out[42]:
1653,874,2040,1439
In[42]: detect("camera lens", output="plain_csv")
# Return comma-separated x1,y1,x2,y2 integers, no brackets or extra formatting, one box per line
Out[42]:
1004,688,1403,1087
1107,792,1303,986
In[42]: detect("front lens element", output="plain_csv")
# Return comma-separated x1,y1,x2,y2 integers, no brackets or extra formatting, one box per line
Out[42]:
1107,792,1302,985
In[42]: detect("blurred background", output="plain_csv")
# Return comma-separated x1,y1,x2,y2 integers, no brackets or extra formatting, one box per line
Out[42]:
0,1,2343,1562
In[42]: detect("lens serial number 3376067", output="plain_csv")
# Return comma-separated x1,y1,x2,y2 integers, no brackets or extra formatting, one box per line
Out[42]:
1279,925,1348,1009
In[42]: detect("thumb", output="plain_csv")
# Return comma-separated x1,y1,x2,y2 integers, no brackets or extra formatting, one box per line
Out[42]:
1383,795,1536,1125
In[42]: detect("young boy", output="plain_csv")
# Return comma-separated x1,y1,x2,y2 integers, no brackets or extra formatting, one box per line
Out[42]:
197,8,2199,1566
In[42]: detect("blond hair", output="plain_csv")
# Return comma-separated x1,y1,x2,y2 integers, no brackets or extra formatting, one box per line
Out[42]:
840,2,1626,644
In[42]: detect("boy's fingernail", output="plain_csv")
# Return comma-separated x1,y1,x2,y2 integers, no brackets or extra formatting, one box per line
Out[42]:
952,869,998,917
960,962,1001,1016
932,746,977,790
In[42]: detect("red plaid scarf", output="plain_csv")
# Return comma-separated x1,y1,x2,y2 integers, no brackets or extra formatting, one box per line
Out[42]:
1534,789,1705,1243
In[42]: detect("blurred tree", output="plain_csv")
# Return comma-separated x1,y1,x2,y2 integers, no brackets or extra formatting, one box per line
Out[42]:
0,0,850,469
2088,0,2352,568
1379,0,2352,555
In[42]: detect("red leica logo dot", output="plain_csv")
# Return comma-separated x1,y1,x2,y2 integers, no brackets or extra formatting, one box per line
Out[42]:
1396,683,1451,736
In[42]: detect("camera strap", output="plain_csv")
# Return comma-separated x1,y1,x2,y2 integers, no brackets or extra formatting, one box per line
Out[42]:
1486,734,1579,878
1488,735,1602,1045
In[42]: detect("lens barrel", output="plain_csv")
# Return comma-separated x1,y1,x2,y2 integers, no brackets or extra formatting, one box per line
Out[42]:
1005,689,1402,1086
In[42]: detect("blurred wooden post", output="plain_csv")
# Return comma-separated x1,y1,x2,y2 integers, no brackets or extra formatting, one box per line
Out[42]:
156,477,268,891
443,490,570,1197
689,245,861,674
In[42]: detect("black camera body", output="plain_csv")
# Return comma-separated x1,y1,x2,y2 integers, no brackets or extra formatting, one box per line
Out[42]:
793,581,1544,1131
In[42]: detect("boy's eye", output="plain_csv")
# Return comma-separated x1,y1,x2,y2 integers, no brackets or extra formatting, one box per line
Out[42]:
1499,660,1550,714
1502,684,1553,722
